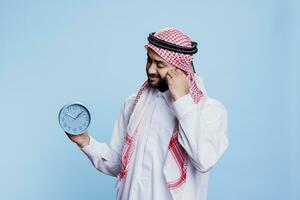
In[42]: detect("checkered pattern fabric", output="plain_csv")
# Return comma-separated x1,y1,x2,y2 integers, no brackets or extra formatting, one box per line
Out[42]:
167,124,188,189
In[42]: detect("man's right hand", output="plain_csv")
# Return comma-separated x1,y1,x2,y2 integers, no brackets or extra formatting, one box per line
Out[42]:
65,131,90,148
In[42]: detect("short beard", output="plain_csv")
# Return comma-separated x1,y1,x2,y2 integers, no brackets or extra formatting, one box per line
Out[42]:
147,77,168,92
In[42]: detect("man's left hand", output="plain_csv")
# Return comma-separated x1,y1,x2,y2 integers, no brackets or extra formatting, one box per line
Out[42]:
165,69,190,101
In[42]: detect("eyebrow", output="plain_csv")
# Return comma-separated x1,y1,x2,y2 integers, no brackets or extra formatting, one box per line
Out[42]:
147,53,167,65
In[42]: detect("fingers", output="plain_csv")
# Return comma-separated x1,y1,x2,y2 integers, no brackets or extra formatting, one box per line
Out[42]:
166,68,184,79
169,70,177,78
166,69,178,85
166,69,177,78
166,72,172,80
165,69,176,84
165,73,172,84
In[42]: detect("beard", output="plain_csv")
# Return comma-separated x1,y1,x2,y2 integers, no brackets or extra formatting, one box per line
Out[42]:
147,72,168,92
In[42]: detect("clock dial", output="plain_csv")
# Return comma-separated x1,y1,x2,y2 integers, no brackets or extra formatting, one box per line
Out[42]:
58,102,91,135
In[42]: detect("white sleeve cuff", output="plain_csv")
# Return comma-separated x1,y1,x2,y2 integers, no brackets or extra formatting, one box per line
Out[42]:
173,93,197,120
80,136,110,161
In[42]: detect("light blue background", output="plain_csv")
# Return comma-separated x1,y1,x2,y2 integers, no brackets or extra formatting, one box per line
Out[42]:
1,0,299,199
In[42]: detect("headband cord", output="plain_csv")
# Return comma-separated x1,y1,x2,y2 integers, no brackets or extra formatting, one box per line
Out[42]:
147,32,198,55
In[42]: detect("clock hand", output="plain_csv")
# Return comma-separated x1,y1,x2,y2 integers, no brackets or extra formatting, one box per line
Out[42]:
67,113,76,120
75,111,84,119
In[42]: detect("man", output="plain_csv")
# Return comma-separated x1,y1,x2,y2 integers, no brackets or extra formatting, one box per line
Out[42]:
65,27,229,200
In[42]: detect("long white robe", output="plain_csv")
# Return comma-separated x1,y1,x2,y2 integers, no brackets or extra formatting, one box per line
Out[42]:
80,78,229,200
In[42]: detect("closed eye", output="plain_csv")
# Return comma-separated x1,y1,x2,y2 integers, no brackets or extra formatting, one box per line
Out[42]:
156,61,166,68
147,53,167,68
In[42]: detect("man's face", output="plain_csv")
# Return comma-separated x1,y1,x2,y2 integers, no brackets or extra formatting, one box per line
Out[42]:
146,48,176,91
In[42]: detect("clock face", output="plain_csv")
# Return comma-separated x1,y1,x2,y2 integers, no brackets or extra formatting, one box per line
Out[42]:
58,103,91,135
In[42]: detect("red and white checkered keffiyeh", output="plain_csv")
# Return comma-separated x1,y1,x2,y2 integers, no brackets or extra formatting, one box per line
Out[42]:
118,28,203,190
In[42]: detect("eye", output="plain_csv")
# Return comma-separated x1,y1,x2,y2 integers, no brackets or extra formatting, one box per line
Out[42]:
157,63,166,68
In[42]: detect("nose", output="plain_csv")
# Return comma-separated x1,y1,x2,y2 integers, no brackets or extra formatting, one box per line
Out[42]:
147,62,157,74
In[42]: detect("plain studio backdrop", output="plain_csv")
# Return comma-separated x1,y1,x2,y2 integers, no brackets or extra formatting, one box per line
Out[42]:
0,0,299,199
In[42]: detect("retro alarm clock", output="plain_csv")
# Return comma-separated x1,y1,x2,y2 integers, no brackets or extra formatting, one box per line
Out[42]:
58,102,91,135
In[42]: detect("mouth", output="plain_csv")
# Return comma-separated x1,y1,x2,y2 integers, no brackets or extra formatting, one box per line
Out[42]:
148,77,159,81
147,74,160,80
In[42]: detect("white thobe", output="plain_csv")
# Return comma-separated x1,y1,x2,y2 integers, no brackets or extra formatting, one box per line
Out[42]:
80,84,229,200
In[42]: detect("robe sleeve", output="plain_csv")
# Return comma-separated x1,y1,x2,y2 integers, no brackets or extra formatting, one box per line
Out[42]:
173,93,229,173
79,95,134,177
